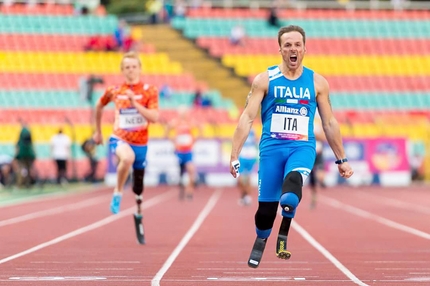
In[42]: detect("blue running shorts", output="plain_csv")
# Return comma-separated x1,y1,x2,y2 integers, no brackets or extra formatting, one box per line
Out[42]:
257,145,316,202
176,151,193,165
109,136,147,170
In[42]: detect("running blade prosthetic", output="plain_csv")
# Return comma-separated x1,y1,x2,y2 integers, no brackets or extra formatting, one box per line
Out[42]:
133,213,145,245
248,237,267,268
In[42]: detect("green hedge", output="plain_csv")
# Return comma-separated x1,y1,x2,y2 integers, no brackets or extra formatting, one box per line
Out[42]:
106,0,150,15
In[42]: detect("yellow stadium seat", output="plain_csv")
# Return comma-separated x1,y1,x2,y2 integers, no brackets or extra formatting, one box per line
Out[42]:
221,54,430,77
0,52,183,74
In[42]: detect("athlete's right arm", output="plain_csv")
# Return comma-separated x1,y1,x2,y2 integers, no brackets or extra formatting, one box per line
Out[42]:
93,87,113,145
230,72,267,178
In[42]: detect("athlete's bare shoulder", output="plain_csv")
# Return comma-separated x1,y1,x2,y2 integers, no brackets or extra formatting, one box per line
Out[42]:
252,71,269,93
313,72,329,96
105,85,121,97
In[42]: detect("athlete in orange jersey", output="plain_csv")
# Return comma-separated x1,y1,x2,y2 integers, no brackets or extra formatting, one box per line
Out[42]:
93,52,159,244
165,107,200,200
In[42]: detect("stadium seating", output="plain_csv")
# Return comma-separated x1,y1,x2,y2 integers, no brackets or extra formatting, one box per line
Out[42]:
172,8,430,112
0,3,75,15
172,17,430,39
0,73,203,90
0,89,233,110
0,34,156,52
0,4,234,181
221,54,430,77
0,51,184,74
171,7,430,179
0,14,117,34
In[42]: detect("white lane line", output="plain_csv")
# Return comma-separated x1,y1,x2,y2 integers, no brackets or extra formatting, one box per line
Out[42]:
292,220,369,286
321,196,430,240
151,189,223,286
0,184,106,208
353,192,430,215
0,195,108,228
0,190,176,265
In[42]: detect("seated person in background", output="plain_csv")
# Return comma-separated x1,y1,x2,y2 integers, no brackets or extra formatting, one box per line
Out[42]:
160,84,173,100
193,89,203,107
114,20,136,52
192,89,212,107
230,24,246,46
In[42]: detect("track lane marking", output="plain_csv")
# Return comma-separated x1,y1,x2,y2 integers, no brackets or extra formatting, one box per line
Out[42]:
151,189,223,286
0,190,176,265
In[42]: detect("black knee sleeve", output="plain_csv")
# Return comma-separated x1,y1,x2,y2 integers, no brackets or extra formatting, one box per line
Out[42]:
282,171,303,202
179,163,186,177
309,170,316,187
254,202,278,230
133,169,145,200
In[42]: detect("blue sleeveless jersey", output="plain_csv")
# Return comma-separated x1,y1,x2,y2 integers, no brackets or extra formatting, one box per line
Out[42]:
259,66,317,152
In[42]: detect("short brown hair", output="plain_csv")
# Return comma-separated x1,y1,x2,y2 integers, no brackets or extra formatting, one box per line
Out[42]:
121,51,141,68
277,25,306,47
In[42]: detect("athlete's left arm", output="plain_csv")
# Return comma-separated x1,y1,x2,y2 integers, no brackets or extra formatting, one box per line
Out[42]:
315,74,343,159
315,73,353,178
127,86,159,123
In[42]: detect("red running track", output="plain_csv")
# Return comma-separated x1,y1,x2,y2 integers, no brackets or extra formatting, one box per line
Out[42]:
0,184,429,285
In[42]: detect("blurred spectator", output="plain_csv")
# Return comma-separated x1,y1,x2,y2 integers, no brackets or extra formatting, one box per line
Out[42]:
410,150,424,181
160,84,173,100
202,97,212,107
0,154,14,188
174,0,187,18
84,35,117,52
193,89,204,107
81,138,99,182
84,20,136,52
73,0,100,15
113,20,136,52
267,1,281,28
114,20,127,49
193,89,212,107
164,2,175,23
147,0,163,24
230,24,246,46
79,75,104,125
79,75,104,106
50,128,71,185
15,122,36,188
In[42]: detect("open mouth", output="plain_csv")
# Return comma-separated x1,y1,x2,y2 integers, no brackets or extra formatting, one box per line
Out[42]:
290,55,298,63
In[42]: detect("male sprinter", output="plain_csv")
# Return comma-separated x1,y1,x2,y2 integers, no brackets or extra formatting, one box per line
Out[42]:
165,106,199,200
93,52,159,244
230,25,353,268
